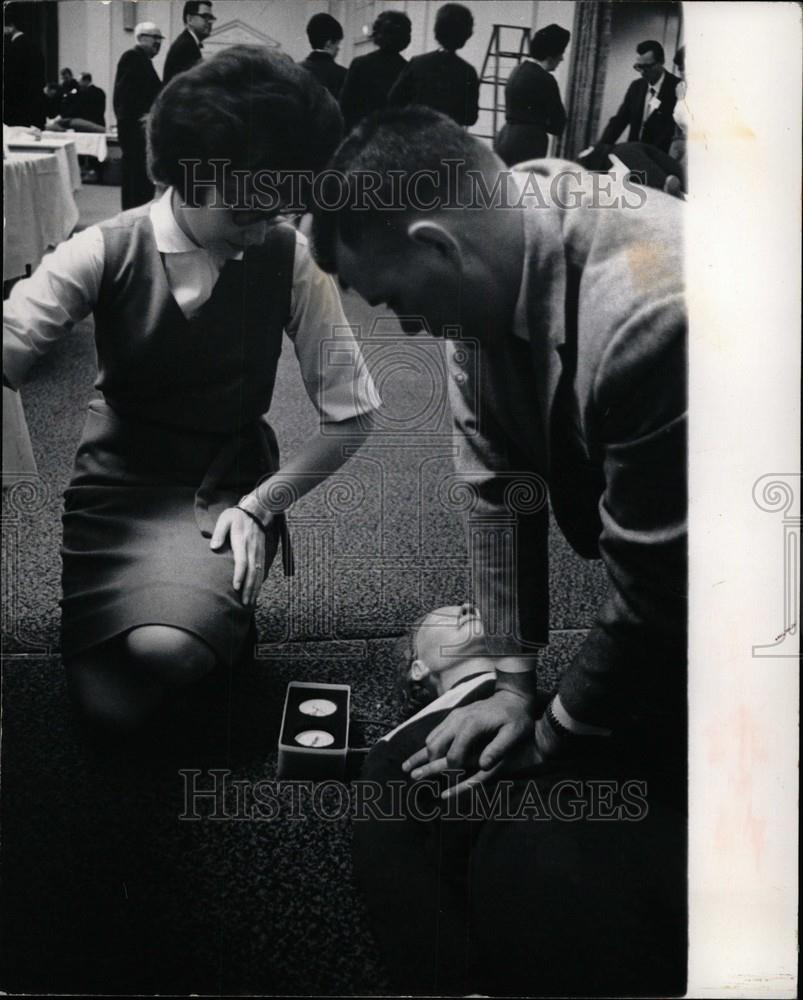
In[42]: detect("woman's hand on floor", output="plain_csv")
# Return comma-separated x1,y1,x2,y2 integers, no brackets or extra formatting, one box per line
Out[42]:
210,507,268,606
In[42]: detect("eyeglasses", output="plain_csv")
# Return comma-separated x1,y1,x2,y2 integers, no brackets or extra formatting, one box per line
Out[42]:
140,34,164,40
633,62,657,72
193,13,217,21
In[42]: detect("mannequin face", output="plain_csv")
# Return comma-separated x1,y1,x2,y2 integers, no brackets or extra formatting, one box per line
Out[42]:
410,604,486,681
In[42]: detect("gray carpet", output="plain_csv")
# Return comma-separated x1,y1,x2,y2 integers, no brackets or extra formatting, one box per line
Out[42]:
1,184,606,995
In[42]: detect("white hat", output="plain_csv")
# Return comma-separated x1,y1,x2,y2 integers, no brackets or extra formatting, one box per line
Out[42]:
134,21,164,39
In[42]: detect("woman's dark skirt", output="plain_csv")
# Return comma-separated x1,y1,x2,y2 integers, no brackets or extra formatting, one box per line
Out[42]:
494,122,549,167
60,400,279,663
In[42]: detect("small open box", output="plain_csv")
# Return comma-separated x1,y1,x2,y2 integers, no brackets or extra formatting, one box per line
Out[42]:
277,681,351,781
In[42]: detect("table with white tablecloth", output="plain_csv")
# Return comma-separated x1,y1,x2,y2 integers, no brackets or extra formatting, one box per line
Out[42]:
3,148,81,482
42,129,108,162
3,150,79,282
7,136,82,192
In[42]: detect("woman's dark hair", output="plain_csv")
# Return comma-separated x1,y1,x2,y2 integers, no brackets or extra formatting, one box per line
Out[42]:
147,45,343,201
530,23,571,61
372,10,412,54
307,12,343,48
434,3,474,52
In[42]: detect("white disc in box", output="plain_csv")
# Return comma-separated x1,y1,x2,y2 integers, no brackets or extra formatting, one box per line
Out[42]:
299,698,337,718
295,729,335,748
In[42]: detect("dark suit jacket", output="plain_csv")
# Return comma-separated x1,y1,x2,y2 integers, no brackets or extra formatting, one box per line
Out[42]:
74,85,106,127
448,161,686,730
504,60,566,133
3,32,46,128
339,49,408,130
163,28,203,84
599,71,680,152
388,49,479,127
113,46,162,127
300,51,347,100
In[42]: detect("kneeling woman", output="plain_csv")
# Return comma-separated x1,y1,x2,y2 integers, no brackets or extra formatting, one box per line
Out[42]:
3,47,379,733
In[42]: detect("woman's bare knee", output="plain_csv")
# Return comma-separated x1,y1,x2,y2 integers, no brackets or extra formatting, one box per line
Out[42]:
123,625,216,687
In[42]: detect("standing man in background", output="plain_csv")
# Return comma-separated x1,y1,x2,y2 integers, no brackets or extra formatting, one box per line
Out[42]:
300,13,347,100
163,1,216,84
59,68,81,116
3,4,46,128
75,73,106,128
113,21,164,209
596,39,680,153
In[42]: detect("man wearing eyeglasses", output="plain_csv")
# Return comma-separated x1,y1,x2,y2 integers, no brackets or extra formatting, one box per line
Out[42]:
164,2,216,84
597,39,680,153
113,21,165,209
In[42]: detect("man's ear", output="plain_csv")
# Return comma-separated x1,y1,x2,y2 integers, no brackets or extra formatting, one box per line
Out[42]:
410,659,430,682
407,220,463,270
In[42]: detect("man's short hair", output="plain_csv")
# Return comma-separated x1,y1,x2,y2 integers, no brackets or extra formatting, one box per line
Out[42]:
636,39,665,64
395,614,437,717
434,3,474,51
530,23,571,60
147,45,343,202
182,1,210,23
61,67,73,77
311,105,487,275
80,72,92,83
371,10,412,54
306,12,343,49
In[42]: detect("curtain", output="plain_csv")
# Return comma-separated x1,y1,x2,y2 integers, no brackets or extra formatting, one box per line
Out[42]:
557,1,613,160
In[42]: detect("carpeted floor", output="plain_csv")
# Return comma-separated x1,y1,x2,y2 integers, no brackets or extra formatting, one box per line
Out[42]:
1,184,607,995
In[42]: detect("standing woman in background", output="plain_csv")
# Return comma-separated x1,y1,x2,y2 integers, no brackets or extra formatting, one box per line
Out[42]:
494,23,570,166
339,11,412,131
388,3,479,128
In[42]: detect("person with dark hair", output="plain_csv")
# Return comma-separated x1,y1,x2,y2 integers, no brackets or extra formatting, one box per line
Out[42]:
3,5,47,128
339,10,412,131
113,20,164,209
300,12,347,99
4,46,379,742
595,38,680,152
313,106,687,994
59,67,81,116
43,82,62,119
73,73,106,127
387,3,480,127
494,22,571,165
163,1,216,84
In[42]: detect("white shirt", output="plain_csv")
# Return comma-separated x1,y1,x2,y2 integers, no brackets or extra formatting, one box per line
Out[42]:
643,70,665,127
3,188,381,423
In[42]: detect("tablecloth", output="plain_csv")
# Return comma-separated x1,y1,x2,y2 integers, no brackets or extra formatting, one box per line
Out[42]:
42,129,108,162
8,136,82,192
3,151,79,281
